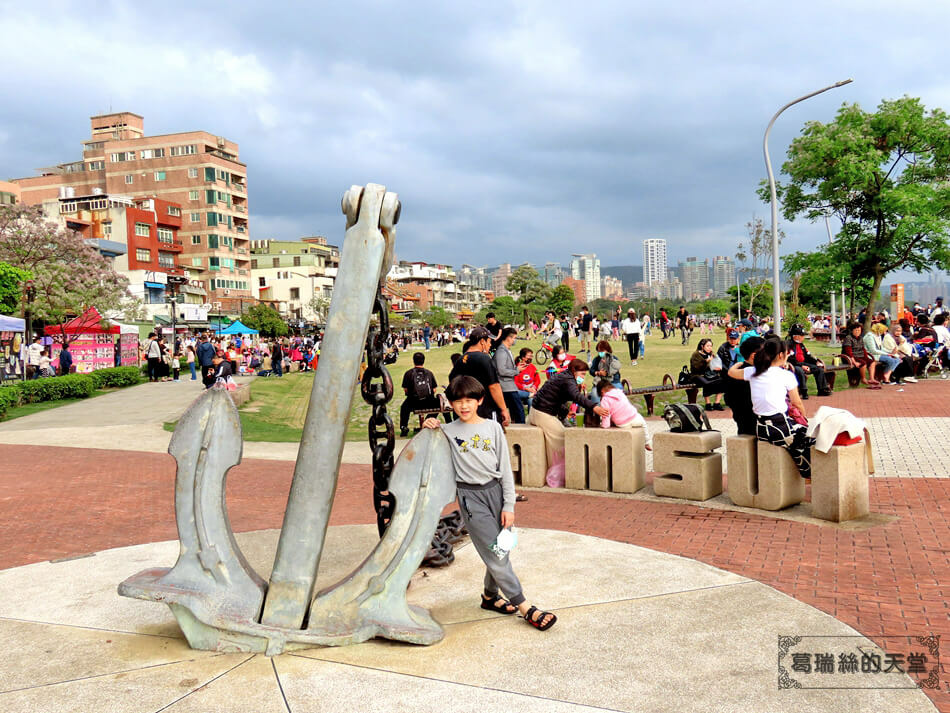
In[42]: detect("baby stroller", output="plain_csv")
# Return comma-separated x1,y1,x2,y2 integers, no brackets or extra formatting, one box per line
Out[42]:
920,343,948,378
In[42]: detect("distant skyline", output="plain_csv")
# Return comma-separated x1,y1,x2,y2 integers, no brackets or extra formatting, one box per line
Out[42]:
3,1,950,278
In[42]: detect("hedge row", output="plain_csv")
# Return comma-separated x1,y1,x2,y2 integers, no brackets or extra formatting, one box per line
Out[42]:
0,366,144,419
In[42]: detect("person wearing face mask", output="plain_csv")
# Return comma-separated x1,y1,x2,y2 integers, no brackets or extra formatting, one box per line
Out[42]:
588,341,622,405
544,344,575,379
528,358,609,484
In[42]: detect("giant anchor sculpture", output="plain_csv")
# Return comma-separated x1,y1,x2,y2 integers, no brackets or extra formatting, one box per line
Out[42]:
119,184,457,654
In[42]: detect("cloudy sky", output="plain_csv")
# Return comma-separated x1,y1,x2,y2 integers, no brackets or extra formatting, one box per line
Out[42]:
3,0,949,275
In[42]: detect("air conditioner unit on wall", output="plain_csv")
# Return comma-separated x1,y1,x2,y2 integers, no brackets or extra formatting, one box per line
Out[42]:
224,289,230,295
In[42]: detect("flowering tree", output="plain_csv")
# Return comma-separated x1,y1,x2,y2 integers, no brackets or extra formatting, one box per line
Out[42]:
0,204,130,345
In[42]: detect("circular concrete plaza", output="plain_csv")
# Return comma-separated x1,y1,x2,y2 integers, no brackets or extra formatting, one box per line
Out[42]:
0,376,948,711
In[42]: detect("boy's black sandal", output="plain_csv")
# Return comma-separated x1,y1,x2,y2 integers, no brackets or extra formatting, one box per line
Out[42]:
480,595,517,615
523,605,557,631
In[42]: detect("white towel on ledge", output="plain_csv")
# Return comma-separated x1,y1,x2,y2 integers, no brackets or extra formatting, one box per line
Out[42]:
806,406,867,454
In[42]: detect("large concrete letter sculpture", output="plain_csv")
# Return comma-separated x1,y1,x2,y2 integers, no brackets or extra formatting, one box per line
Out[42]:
119,185,457,654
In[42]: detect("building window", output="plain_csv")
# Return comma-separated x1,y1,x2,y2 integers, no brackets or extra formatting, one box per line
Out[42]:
167,206,181,217
157,227,173,243
207,213,218,227
111,151,135,162
209,257,220,271
87,160,104,171
191,235,201,245
141,148,165,159
136,248,151,262
205,167,215,182
158,252,175,268
189,190,199,201
171,145,197,157
272,258,280,268
154,171,166,181
190,212,201,223
188,167,198,178
293,256,301,267
134,222,151,237
290,288,300,300
192,258,203,267
251,259,258,269
208,234,219,249
125,175,133,184
206,190,217,204
258,276,266,287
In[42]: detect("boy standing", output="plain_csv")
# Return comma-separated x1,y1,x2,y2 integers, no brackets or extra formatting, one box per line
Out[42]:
424,375,556,631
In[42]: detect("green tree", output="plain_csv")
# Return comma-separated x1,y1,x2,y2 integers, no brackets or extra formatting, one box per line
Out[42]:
0,261,32,314
240,303,289,337
726,282,773,318
505,265,551,305
766,96,950,329
547,284,576,316
420,305,452,328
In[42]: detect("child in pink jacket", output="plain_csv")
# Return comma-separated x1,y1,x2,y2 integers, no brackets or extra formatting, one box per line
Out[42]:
595,380,646,429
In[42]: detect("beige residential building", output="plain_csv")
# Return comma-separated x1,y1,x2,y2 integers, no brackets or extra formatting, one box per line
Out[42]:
10,112,251,312
250,238,338,324
0,180,20,205
491,263,512,297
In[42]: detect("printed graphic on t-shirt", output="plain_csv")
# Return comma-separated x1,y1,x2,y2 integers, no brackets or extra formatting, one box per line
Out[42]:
453,433,493,454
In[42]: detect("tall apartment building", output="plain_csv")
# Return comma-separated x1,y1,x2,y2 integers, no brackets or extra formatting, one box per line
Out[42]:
561,277,586,306
457,265,493,292
711,255,736,297
492,263,512,297
542,262,564,287
10,112,251,312
36,192,210,322
642,239,668,285
679,257,710,301
601,276,623,300
250,237,339,324
570,253,601,301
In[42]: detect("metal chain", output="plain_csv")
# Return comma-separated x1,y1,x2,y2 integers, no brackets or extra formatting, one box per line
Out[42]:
360,288,460,566
361,290,395,537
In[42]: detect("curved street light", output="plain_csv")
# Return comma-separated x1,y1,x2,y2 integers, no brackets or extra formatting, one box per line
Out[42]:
763,79,853,328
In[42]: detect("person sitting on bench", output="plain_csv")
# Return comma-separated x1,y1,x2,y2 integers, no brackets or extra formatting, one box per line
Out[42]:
399,351,442,437
785,324,831,398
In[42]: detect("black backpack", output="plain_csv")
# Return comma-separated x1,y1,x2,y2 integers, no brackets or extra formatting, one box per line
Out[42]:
411,368,434,400
662,403,712,433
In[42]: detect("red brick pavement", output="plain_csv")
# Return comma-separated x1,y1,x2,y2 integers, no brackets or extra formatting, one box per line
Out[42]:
1,444,948,709
701,375,950,420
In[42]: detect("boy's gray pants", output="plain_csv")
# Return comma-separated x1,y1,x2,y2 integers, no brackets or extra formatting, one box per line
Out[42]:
456,480,525,606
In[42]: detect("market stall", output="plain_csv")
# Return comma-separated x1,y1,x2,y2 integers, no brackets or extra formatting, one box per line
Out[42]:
0,314,25,382
44,307,139,373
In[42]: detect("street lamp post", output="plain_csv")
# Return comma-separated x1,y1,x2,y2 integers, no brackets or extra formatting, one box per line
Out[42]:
22,279,36,381
824,215,839,346
764,79,852,328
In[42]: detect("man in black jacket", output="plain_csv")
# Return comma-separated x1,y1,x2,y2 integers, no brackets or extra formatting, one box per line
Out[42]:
449,327,509,426
786,324,831,398
196,333,216,388
717,329,740,371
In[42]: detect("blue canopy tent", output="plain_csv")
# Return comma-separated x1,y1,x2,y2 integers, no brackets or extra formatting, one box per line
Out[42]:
218,320,258,335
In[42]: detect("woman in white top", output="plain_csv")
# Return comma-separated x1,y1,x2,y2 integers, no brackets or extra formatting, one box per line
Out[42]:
727,337,815,479
620,309,642,365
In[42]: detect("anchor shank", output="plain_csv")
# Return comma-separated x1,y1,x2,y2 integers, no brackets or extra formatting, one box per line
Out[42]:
260,184,389,629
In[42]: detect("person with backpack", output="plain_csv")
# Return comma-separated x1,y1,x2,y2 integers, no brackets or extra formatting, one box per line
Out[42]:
399,351,442,437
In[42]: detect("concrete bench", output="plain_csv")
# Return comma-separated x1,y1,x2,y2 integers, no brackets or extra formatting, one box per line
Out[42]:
726,436,805,510
811,443,869,522
652,431,723,501
505,424,547,488
564,427,647,493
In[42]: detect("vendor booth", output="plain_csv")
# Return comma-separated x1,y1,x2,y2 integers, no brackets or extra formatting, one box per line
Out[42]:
44,307,139,373
217,320,258,336
0,314,25,382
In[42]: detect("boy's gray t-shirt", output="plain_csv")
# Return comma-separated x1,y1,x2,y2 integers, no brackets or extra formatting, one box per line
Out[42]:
441,418,516,512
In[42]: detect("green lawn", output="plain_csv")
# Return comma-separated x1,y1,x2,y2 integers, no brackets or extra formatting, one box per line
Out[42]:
229,330,851,443
2,389,113,421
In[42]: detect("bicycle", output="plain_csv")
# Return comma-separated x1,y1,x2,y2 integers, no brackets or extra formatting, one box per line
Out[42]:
535,340,555,365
